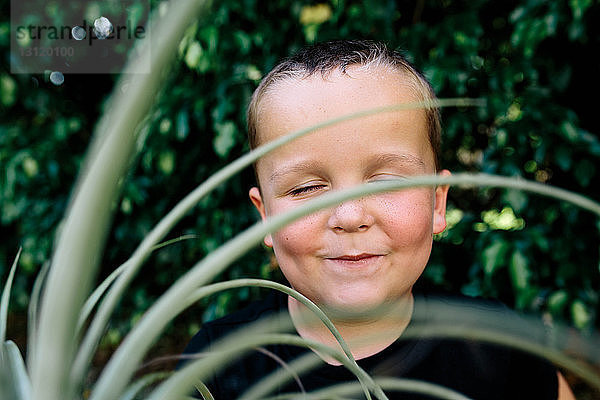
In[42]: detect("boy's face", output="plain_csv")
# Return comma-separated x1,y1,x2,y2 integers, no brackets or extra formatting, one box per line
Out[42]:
249,66,449,313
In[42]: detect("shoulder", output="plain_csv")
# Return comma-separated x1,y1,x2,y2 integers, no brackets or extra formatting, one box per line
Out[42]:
409,289,558,399
412,289,555,367
180,290,287,360
413,290,541,335
176,291,292,398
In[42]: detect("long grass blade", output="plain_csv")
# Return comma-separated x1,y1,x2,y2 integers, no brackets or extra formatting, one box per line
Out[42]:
77,235,198,332
1,247,21,344
119,371,171,400
26,1,214,399
1,340,32,400
253,347,308,396
184,279,353,361
26,260,50,373
238,352,322,400
194,380,215,400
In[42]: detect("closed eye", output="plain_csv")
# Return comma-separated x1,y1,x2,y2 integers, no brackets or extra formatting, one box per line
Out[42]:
368,174,406,182
289,184,327,197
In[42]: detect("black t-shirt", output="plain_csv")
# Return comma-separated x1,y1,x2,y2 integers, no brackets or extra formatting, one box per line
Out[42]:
180,290,558,399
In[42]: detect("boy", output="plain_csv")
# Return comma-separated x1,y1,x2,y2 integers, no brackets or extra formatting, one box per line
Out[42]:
182,40,574,399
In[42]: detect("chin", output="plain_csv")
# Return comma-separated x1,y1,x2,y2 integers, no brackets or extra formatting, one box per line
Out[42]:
320,296,388,321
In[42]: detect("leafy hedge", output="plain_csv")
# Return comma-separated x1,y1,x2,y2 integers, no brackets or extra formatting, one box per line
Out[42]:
1,0,599,344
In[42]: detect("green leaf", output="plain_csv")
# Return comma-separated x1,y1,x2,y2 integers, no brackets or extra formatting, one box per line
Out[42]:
22,156,39,178
509,6,526,23
509,249,530,292
547,290,569,315
571,299,592,329
213,121,237,158
561,121,579,142
482,240,509,277
176,110,190,141
503,190,528,214
0,75,17,107
233,31,252,54
184,41,203,70
574,159,595,187
569,0,593,20
158,151,175,176
554,146,572,171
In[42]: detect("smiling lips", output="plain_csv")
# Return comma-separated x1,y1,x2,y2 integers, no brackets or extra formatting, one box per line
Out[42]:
332,253,378,261
325,253,384,266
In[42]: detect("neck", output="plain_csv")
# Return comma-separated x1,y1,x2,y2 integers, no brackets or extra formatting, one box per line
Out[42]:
288,294,414,365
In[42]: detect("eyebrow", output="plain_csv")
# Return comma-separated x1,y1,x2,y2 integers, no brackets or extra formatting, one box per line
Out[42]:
269,160,325,183
370,153,427,172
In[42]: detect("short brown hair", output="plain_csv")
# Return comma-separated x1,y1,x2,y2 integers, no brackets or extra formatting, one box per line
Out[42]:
247,40,441,170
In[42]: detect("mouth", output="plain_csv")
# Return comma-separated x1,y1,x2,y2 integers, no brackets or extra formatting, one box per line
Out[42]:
331,253,380,261
324,253,385,268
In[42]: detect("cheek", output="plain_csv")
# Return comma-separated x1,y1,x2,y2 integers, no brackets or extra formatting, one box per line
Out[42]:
272,212,323,256
376,189,434,245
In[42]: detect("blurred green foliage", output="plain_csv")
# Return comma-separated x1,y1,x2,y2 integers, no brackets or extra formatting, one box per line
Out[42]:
1,0,599,342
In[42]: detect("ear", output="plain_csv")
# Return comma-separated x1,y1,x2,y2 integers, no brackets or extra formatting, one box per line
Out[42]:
432,169,451,235
249,186,273,247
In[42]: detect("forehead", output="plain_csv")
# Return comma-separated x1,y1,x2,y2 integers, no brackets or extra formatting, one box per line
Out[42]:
256,66,426,143
254,66,434,179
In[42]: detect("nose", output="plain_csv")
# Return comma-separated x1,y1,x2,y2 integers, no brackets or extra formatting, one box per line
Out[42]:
327,198,374,233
